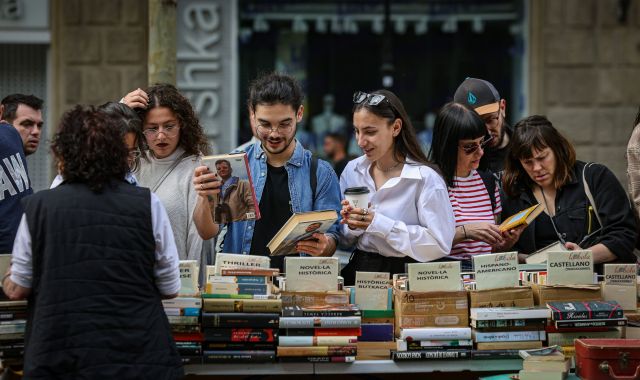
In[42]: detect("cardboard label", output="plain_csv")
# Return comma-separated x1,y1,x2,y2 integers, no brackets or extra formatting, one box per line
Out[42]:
285,257,339,292
407,262,461,292
355,272,390,310
473,252,519,290
547,250,594,285
604,264,637,286
213,253,270,275
179,260,199,296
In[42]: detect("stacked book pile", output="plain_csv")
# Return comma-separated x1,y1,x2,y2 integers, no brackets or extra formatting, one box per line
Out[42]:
469,307,551,359
546,300,625,353
162,296,203,365
0,300,27,368
357,310,396,360
201,267,282,363
393,327,473,361
517,346,571,380
277,305,361,363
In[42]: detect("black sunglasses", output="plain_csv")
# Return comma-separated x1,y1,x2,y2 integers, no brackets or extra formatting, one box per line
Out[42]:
353,91,388,106
460,136,493,155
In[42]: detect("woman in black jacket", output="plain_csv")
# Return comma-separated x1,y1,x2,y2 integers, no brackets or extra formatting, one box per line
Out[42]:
502,115,637,265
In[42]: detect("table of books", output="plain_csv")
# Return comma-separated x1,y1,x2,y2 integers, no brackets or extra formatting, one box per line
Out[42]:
184,359,526,376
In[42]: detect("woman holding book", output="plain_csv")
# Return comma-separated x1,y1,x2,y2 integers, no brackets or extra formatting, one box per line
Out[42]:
122,85,211,270
428,102,523,270
338,90,456,285
501,115,637,265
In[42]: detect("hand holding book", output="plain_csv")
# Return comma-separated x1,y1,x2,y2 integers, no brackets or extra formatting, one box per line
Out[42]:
295,232,337,257
193,165,222,198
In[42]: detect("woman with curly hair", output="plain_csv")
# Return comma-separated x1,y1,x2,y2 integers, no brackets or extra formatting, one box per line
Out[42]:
3,106,183,379
123,84,212,270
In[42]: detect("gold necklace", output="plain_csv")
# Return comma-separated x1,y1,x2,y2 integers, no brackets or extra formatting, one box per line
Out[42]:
376,160,402,172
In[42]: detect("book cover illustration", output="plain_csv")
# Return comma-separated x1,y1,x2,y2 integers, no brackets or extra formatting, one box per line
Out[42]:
268,211,338,256
201,153,260,224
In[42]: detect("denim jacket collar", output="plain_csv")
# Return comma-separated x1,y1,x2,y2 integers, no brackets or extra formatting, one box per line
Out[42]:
252,139,305,168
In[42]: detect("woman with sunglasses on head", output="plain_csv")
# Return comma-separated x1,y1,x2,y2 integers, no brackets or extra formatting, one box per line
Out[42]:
122,85,212,271
501,115,637,266
339,90,456,285
428,103,522,270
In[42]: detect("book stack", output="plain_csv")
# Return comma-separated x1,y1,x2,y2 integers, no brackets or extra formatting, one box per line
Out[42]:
469,307,551,359
0,300,27,368
162,297,203,365
392,328,473,361
201,267,282,363
277,305,361,363
546,300,625,353
517,346,571,380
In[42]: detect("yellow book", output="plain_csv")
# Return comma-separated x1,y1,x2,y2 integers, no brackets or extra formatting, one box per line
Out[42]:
499,203,544,232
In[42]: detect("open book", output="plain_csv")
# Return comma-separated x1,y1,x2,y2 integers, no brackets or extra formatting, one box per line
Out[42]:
267,210,338,256
201,153,260,224
525,241,568,264
499,203,544,232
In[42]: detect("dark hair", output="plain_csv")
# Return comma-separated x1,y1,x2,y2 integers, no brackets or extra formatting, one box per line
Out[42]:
247,72,304,113
428,102,486,187
215,159,231,167
138,83,210,157
1,94,44,123
324,131,347,147
503,115,577,197
352,89,430,167
99,102,144,171
52,106,129,192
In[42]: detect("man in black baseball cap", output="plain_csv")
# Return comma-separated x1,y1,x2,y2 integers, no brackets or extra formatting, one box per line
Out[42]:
453,77,511,174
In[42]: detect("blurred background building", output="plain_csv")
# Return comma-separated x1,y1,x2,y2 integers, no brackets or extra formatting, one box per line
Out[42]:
1,0,639,190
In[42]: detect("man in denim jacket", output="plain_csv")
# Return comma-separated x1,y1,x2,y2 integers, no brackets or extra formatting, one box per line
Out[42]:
193,73,341,270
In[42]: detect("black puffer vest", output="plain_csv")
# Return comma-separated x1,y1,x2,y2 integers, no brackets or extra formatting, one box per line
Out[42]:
22,181,183,379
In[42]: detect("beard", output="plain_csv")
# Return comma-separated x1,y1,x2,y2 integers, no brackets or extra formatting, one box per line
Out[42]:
262,133,295,155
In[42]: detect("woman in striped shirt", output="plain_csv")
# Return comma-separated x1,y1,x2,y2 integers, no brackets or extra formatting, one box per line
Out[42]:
429,102,522,269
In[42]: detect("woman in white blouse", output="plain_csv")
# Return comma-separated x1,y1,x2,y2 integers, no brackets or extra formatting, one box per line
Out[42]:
339,90,456,285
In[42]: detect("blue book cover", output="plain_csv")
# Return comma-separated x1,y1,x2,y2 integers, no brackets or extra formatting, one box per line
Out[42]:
238,283,269,295
359,323,394,342
236,276,267,284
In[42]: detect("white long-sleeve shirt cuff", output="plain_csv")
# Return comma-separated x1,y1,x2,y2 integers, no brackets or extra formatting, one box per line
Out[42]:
367,212,395,238
10,215,32,288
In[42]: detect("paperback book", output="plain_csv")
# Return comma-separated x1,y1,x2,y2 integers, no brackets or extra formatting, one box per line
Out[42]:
267,210,338,256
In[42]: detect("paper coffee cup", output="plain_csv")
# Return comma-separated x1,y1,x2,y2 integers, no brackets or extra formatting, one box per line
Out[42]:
344,186,370,209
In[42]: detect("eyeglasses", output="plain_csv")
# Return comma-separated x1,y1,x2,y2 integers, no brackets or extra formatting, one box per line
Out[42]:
142,125,179,138
353,91,388,106
481,111,501,128
460,136,493,155
256,124,293,135
128,149,141,159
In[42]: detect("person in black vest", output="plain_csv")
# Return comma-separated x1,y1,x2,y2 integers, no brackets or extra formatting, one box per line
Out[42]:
2,106,183,379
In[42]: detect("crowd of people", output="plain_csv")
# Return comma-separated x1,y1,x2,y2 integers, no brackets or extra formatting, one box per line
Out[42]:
0,72,638,378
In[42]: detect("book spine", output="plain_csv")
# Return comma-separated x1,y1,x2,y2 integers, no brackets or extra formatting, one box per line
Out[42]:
277,345,357,357
277,356,356,363
282,328,362,337
391,349,471,361
171,325,201,333
238,283,269,295
162,298,202,309
279,317,361,329
172,332,204,342
400,328,472,341
0,313,27,321
551,309,624,321
471,310,549,320
167,316,199,325
546,330,622,346
403,342,473,351
204,328,278,342
471,349,521,359
554,319,627,328
278,336,358,347
203,299,282,313
175,346,202,356
0,324,25,334
359,323,394,342
202,350,276,363
281,309,362,318
202,342,276,350
180,356,203,365
201,312,279,328
472,318,548,329
237,276,268,284
473,330,545,343
221,269,279,276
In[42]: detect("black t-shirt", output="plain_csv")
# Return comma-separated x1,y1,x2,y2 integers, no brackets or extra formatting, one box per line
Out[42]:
250,164,293,271
333,157,350,179
535,212,562,249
